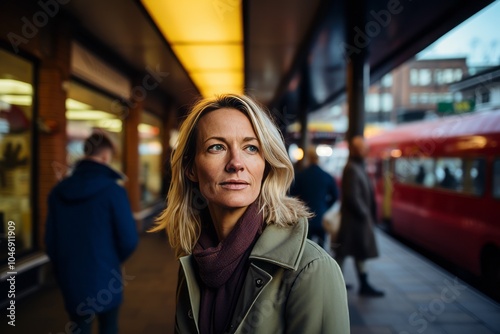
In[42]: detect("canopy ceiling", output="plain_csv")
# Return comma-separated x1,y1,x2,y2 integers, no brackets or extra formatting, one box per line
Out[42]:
64,0,494,114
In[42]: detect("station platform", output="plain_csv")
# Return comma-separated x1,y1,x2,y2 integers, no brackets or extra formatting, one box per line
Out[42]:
2,227,499,334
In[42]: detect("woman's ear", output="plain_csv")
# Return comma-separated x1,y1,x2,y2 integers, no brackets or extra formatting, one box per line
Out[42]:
185,164,198,182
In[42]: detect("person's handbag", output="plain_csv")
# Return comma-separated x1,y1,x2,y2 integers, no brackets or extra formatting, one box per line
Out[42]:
322,201,341,244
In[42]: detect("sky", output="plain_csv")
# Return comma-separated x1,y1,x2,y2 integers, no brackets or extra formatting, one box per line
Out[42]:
418,0,500,66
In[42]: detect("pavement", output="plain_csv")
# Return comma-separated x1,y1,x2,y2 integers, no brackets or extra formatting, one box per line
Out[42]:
2,226,499,334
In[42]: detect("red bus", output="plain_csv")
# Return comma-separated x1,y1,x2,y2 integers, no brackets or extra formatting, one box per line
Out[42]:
364,111,500,297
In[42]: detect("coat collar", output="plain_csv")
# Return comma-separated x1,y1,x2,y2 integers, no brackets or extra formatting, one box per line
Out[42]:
178,218,309,333
249,217,308,271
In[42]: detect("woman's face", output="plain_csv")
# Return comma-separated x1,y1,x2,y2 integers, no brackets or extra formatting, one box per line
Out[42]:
188,108,266,212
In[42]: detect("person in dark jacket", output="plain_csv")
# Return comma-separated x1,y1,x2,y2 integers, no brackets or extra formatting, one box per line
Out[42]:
45,132,139,334
334,136,384,297
290,146,339,248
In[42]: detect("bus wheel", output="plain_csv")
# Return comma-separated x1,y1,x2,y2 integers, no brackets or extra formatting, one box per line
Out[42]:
483,248,500,301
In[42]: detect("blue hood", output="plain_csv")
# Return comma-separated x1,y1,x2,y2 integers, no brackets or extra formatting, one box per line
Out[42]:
54,160,125,202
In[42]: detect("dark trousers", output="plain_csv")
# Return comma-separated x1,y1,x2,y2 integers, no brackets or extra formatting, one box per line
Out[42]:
69,307,120,334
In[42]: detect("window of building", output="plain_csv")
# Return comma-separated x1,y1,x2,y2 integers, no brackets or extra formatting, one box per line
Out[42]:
365,94,380,112
443,69,454,84
493,159,500,199
139,112,163,208
453,92,463,102
454,69,463,82
381,74,393,87
419,93,430,104
481,90,491,103
410,69,419,86
381,93,393,112
434,69,442,84
0,49,35,261
410,93,418,105
66,81,124,173
419,69,432,86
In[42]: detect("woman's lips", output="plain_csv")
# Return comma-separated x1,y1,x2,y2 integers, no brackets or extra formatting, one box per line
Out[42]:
220,180,249,190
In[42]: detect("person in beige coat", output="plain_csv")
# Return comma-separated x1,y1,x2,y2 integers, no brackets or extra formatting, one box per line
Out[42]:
335,136,384,297
153,94,349,333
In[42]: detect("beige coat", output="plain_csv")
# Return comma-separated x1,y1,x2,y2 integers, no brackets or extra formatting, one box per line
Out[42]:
175,218,349,333
336,158,379,260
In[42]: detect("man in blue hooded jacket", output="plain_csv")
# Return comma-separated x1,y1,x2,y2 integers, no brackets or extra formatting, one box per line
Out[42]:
45,132,139,334
291,146,339,249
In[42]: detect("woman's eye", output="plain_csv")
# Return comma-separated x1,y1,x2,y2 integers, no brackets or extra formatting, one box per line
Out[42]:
246,145,259,153
208,144,224,152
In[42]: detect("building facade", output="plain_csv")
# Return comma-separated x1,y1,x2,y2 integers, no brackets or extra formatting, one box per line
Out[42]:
366,58,469,123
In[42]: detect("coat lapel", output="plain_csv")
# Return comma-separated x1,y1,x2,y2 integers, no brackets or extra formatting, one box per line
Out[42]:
179,256,200,333
249,218,308,270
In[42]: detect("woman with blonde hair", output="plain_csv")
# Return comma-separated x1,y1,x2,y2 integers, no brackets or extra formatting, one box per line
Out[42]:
154,94,348,333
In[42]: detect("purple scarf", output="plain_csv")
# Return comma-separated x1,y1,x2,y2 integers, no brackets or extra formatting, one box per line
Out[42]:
193,201,263,333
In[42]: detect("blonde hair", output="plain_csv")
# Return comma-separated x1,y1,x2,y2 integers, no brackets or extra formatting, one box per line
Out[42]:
152,94,311,257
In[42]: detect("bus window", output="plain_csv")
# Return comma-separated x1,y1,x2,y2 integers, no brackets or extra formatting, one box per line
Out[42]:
493,159,500,199
394,158,413,184
462,158,486,196
435,158,463,191
413,158,435,187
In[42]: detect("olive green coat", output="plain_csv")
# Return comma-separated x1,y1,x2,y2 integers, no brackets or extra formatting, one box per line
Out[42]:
175,218,350,334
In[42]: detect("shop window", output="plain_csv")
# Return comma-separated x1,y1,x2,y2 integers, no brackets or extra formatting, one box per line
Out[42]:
493,159,500,199
66,81,124,173
139,112,163,208
0,49,35,261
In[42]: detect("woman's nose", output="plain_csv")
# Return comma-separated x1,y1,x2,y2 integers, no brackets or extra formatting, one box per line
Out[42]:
225,150,244,173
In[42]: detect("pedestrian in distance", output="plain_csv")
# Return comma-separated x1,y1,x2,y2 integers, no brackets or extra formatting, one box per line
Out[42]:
153,94,349,334
290,146,339,250
334,135,385,297
45,131,139,334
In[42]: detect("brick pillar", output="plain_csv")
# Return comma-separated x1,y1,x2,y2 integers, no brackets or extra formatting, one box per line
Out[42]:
123,99,142,216
37,21,71,248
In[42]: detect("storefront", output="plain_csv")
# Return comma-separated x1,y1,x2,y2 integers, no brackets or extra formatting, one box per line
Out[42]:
138,112,163,209
0,48,35,262
66,81,124,172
